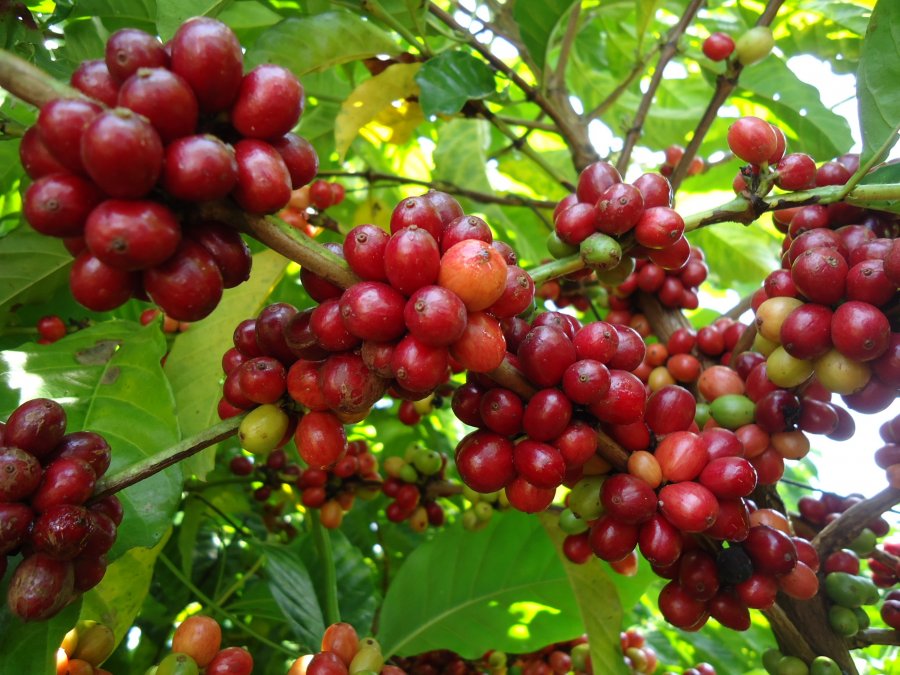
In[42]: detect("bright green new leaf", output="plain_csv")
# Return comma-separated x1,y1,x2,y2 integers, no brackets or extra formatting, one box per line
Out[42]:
334,63,423,159
377,511,586,658
857,0,900,161
415,51,496,118
247,10,399,74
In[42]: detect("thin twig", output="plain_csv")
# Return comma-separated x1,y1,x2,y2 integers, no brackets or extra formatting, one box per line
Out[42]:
586,42,663,121
668,0,786,192
812,487,900,559
315,169,557,209
616,0,705,173
548,3,581,93
837,121,900,200
848,629,900,649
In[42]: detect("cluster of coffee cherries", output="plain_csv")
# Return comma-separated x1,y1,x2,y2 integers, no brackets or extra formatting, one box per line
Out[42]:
278,181,346,238
619,628,658,674
452,313,655,513
147,615,252,675
295,439,381,529
748,238,897,408
797,493,890,554
139,307,190,335
875,413,900,488
229,447,302,534
658,145,705,179
1,398,122,621
551,162,695,278
823,568,879,639
500,637,591,675
288,622,405,675
761,649,841,675
382,444,447,531
459,485,509,532
56,620,115,675
607,245,709,315
817,545,900,633
20,17,318,320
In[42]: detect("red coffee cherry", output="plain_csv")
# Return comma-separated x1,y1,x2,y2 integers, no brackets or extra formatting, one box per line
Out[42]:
23,174,103,238
231,65,304,140
104,28,166,82
143,239,224,321
727,116,777,165
170,17,243,113
703,32,736,61
70,59,119,107
85,200,181,271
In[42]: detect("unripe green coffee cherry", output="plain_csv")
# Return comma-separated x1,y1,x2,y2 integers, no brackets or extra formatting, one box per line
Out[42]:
594,255,635,285
570,644,590,672
474,500,494,522
568,475,605,520
762,649,783,674
579,233,622,271
828,604,859,637
848,528,877,556
349,647,384,675
775,655,809,675
709,394,756,429
462,509,481,531
735,26,775,65
488,651,507,669
238,404,289,455
546,231,579,259
413,449,442,476
694,401,711,427
558,508,589,535
810,656,841,675
398,463,419,484
156,653,200,675
462,485,481,503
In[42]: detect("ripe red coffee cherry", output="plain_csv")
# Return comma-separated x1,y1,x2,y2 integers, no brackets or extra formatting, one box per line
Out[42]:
573,321,619,363
421,189,464,227
37,315,67,343
403,285,468,347
788,227,848,264
23,174,103,238
601,474,656,524
638,513,683,566
310,298,360,352
518,325,577,387
645,385,695,434
7,553,75,621
30,457,97,512
658,580,709,630
455,430,515,493
699,457,758,498
706,498,751,541
634,207,684,250
343,224,389,281
658,482,719,532
170,17,243,113
576,161,622,204
105,28,166,81
188,221,252,289
206,647,254,675
791,247,848,305
390,196,444,240
70,59,119,106
775,153,816,191
231,139,292,214
703,32,736,61
589,369,647,425
831,301,890,362
0,446,43,500
232,65,304,139
162,135,239,202
480,387,524,436
655,431,709,482
522,389,572,442
679,549,720,601
633,172,672,208
339,281,407,343
37,98,103,174
238,357,287,404
727,116,777,165
608,324,646,371
85,200,181,271
589,514,639,562
272,133,318,189
70,251,139,311
449,311,506,373
118,67,199,143
319,353,386,415
391,334,449,393
743,525,797,575
31,503,93,560
505,476,555,513
385,226,442,296
562,359,611,405
439,239,508,311
0,502,34,554
488,266,535,319
19,126,68,180
51,431,111,477
513,439,566,489
295,411,347,469
81,108,164,198
441,215,492,253
143,239,224,321
779,303,832,360
596,183,644,235
846,259,894,306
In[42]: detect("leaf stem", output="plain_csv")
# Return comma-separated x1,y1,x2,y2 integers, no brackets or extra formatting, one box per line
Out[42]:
215,555,266,607
362,0,431,56
528,254,584,286
91,414,245,500
309,509,341,625
158,553,296,657
837,121,900,200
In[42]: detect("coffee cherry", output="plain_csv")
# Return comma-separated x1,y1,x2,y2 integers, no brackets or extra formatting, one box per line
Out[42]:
438,239,508,311
703,32,735,61
6,397,67,459
391,335,449,393
734,26,775,66
455,431,515,493
170,18,243,113
188,221,252,289
658,580,708,630
162,135,239,202
343,224,390,281
830,301,890,362
339,282,407,343
231,139,292,214
727,117,777,165
70,59,119,106
23,174,103,238
85,200,181,270
31,504,93,560
172,616,222,668
37,98,104,174
51,431,111,477
81,108,164,198
744,525,797,575
0,502,34,554
634,207,685,249
449,311,506,373
319,353,386,415
576,161,622,204
118,67,199,142
295,411,347,469
19,126,68,179
791,247,848,305
390,196,444,240
7,553,75,621
385,226,442,296
37,315,67,343
232,65,304,140
657,482,719,532
105,28,166,82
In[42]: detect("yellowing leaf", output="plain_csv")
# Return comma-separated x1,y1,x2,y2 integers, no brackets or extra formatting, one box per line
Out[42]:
335,63,423,159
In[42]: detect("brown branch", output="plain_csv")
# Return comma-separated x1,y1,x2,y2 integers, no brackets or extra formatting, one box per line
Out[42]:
0,48,86,107
547,2,581,95
869,547,900,576
615,0,706,173
812,487,900,559
765,599,858,674
668,0,786,192
315,169,557,209
596,430,629,472
723,293,753,320
848,629,900,649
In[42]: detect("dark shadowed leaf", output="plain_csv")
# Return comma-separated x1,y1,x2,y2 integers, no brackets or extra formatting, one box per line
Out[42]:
416,51,496,117
262,541,326,650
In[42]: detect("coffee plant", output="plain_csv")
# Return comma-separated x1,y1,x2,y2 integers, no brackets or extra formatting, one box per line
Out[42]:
0,1,898,674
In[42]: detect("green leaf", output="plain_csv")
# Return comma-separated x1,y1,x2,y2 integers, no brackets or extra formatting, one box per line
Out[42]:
298,529,378,635
81,532,169,644
262,541,326,650
377,511,585,659
156,0,231,41
415,51,496,117
0,225,72,325
860,161,900,185
740,58,854,160
858,0,900,161
539,514,630,675
247,10,399,75
635,0,661,50
0,590,82,675
164,249,288,478
512,0,576,70
688,221,780,296
0,322,182,555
